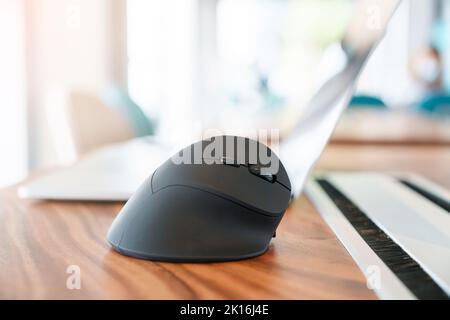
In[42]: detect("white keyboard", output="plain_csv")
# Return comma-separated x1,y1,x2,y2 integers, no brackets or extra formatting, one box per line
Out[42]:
306,172,450,300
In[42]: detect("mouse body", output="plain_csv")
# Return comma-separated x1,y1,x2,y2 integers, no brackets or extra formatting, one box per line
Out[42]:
107,135,291,262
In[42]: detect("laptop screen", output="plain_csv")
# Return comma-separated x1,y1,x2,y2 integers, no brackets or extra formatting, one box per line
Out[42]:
280,0,401,196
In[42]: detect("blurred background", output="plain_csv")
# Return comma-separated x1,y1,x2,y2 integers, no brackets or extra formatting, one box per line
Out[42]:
1,0,450,188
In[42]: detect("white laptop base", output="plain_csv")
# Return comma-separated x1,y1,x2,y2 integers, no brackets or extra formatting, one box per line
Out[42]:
18,138,171,201
306,172,450,300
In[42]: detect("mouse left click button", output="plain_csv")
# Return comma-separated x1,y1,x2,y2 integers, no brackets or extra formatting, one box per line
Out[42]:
248,164,276,183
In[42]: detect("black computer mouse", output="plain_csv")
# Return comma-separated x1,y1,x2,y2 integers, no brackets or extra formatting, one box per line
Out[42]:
107,135,291,262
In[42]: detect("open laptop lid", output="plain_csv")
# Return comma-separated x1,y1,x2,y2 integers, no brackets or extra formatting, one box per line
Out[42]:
280,0,401,196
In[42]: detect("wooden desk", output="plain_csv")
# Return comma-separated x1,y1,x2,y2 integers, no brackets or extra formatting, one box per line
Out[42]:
331,109,450,145
1,145,449,299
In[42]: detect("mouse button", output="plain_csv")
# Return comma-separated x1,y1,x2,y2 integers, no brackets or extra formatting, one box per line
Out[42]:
228,179,291,216
275,162,291,190
151,160,188,190
152,161,290,216
207,167,290,216
152,159,235,192
247,162,290,191
152,160,239,192
248,164,276,183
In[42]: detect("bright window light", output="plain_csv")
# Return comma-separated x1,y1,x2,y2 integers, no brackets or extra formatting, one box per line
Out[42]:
0,0,27,187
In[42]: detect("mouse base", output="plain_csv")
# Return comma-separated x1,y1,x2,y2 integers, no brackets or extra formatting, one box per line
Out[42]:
108,241,270,263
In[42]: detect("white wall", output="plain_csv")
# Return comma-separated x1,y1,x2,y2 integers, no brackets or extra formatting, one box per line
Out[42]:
0,0,27,187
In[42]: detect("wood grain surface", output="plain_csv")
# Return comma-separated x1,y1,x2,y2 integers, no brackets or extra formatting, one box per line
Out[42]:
331,109,450,145
1,144,449,299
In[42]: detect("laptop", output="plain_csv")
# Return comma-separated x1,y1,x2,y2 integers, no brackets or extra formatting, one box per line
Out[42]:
21,0,399,201
19,137,171,201
306,172,450,299
19,0,450,299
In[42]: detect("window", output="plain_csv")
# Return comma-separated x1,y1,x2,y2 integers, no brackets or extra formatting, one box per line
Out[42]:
127,0,198,143
127,0,353,138
213,0,352,132
127,0,435,140
356,0,411,105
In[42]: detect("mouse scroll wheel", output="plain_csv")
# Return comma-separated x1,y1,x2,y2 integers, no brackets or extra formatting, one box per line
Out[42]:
248,164,276,183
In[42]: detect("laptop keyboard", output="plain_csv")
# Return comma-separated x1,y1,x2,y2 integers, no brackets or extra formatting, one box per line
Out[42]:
399,180,450,213
316,178,449,300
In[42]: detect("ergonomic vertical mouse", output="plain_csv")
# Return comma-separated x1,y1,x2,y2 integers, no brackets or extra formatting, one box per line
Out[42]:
107,135,291,262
